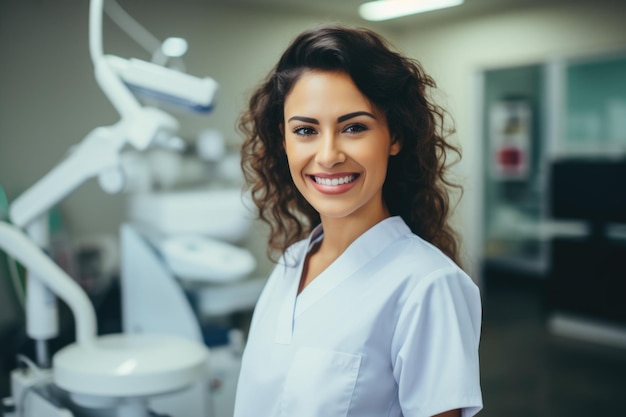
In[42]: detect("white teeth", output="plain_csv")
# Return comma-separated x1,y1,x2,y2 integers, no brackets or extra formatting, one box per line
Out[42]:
314,175,356,186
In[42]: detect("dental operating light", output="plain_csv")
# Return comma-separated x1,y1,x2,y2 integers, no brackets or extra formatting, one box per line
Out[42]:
359,0,464,21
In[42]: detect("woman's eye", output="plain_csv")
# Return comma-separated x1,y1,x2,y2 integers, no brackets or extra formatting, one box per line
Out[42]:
344,123,367,134
293,126,316,136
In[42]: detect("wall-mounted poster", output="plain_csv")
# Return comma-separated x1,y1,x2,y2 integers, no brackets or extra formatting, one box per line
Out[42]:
489,100,532,180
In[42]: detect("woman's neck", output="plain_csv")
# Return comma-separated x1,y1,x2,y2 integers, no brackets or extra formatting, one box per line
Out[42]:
298,213,388,294
317,211,389,258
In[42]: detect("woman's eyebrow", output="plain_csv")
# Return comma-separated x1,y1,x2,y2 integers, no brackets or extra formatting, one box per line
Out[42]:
337,111,376,123
287,116,318,124
287,111,375,124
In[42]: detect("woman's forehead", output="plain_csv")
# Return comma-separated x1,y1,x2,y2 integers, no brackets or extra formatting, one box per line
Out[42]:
284,70,380,119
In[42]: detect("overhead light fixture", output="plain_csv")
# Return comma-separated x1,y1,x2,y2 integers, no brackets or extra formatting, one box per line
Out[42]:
359,0,464,21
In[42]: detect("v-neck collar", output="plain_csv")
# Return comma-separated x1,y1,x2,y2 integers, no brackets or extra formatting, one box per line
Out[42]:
295,216,410,317
274,216,412,344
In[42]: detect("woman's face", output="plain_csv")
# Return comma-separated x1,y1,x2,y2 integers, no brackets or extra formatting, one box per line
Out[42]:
283,70,400,224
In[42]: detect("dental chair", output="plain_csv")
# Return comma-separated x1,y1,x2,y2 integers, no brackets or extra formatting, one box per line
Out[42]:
115,123,265,417
0,219,209,417
122,186,266,417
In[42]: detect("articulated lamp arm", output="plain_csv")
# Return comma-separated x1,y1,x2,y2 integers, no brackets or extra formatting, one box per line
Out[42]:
5,122,131,359
9,107,180,231
9,124,126,229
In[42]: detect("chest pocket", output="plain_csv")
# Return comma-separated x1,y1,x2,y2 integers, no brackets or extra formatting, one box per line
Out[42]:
280,346,362,417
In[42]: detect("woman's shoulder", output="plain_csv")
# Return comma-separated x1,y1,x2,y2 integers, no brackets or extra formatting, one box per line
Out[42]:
395,231,460,272
385,232,477,298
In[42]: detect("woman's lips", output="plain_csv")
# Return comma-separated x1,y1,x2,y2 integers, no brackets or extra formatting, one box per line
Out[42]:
308,173,360,194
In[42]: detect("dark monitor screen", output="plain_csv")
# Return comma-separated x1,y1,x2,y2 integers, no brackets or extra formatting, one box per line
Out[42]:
549,158,626,223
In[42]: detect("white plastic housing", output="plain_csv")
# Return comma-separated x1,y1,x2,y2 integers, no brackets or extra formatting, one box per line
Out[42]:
127,188,254,243
108,56,219,112
159,235,256,283
53,333,208,397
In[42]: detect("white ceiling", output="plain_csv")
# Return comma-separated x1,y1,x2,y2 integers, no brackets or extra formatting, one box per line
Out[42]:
203,0,557,30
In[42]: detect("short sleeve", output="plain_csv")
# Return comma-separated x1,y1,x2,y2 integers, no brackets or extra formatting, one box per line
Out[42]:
391,268,483,417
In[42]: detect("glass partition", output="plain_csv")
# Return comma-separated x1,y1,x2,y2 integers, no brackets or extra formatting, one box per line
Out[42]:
564,54,626,153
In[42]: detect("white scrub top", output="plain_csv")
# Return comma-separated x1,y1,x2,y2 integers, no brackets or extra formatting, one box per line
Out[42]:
234,216,482,417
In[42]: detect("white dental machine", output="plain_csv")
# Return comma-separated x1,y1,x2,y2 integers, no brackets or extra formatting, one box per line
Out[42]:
0,1,259,416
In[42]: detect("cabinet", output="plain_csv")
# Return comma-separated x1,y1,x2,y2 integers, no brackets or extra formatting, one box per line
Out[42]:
547,54,626,331
479,52,626,343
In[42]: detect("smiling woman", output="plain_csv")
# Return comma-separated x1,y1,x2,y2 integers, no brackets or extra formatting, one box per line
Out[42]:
235,25,482,417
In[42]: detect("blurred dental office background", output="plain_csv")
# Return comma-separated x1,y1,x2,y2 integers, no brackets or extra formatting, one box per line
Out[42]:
1,0,626,416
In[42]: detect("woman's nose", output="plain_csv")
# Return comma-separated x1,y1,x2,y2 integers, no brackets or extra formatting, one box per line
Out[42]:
315,133,345,168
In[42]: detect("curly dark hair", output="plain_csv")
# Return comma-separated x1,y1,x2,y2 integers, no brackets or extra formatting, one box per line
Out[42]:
239,24,462,264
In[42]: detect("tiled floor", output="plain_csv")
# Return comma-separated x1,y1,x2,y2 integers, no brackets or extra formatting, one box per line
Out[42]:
480,275,626,416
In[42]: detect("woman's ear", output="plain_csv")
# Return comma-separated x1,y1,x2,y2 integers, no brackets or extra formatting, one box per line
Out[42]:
390,138,401,156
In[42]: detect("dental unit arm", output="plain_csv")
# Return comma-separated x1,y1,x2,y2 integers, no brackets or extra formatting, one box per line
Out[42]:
0,223,97,346
1,1,216,414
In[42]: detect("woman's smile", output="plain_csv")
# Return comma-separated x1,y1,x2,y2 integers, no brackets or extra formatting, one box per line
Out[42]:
308,173,361,194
